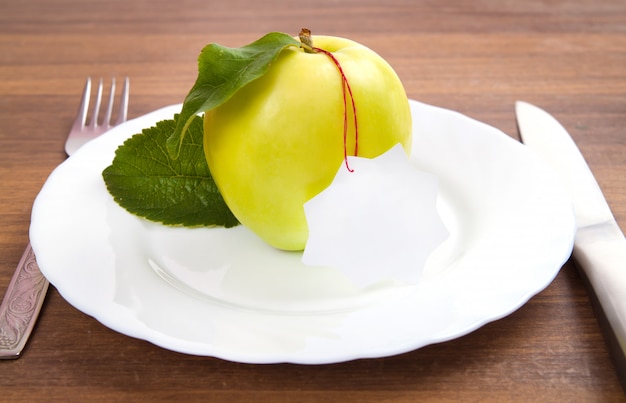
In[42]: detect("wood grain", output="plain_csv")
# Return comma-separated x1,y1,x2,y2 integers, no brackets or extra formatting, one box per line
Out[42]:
1,0,625,400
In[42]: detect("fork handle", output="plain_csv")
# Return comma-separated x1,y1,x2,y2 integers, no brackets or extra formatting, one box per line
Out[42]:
0,243,49,359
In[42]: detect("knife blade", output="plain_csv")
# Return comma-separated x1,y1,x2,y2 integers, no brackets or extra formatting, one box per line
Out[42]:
516,101,626,364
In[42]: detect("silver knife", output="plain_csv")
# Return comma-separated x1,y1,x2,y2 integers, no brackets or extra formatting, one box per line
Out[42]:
516,101,626,362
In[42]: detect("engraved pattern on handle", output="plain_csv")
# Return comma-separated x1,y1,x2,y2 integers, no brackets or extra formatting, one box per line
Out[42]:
0,243,49,359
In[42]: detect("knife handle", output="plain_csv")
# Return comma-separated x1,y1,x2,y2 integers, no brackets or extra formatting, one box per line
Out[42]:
574,220,626,358
0,243,49,359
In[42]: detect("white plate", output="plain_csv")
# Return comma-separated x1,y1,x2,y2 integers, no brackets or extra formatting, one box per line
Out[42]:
30,100,575,364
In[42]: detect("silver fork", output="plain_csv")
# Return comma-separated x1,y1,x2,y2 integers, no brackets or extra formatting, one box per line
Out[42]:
65,77,129,155
0,77,130,359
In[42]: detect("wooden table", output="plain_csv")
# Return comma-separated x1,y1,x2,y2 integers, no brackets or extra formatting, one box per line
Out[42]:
1,0,625,400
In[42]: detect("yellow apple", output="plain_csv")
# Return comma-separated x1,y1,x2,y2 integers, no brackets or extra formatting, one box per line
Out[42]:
203,34,412,250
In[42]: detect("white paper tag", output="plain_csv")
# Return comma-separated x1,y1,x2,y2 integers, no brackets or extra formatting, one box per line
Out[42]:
302,144,449,287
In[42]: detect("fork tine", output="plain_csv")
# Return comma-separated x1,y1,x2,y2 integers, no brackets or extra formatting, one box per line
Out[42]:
103,77,116,129
89,78,104,129
71,77,91,131
115,77,130,125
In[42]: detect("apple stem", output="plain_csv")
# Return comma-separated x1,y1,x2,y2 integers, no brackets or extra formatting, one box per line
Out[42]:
298,29,316,53
298,29,358,172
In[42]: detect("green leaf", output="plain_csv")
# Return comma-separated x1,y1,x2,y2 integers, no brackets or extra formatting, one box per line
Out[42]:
102,115,239,228
166,31,301,158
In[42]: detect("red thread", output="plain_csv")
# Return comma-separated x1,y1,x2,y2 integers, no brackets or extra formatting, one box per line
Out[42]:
313,47,358,172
